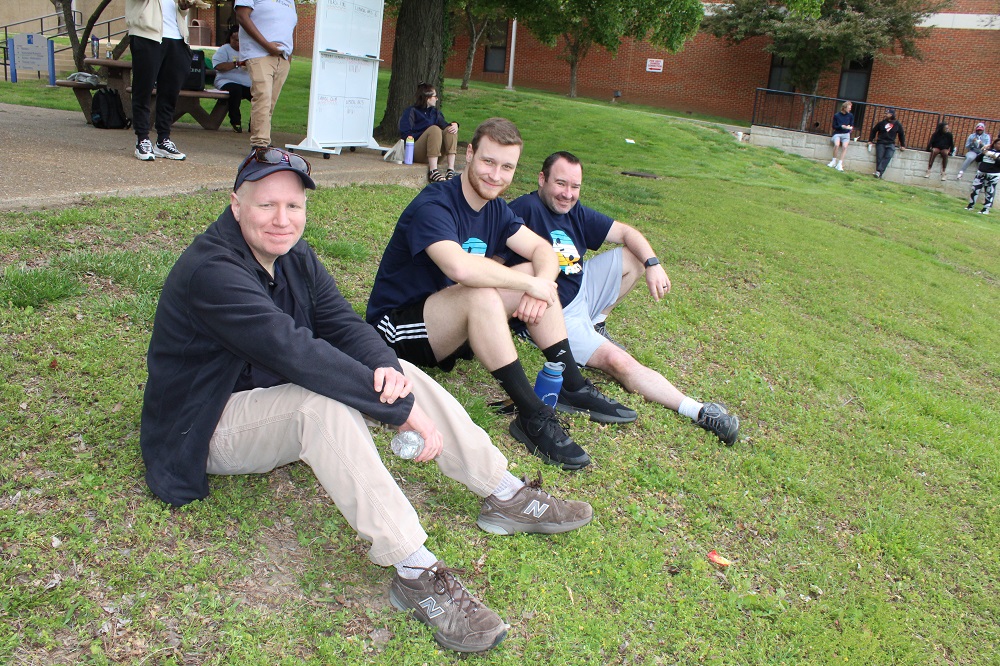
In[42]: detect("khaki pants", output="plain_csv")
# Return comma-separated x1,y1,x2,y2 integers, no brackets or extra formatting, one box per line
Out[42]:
207,360,508,566
246,55,291,148
413,125,458,164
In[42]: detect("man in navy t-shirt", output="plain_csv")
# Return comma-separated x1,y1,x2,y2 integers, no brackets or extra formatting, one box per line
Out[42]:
367,119,636,470
508,152,740,445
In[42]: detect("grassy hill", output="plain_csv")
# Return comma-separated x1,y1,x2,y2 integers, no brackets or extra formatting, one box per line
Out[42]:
1,74,998,665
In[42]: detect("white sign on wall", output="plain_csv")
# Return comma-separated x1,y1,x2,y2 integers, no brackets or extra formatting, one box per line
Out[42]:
646,58,664,73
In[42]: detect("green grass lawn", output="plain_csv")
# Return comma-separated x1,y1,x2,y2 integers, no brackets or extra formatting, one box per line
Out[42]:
1,65,998,665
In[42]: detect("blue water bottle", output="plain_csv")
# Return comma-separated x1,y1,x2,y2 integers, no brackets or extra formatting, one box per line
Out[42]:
403,136,414,165
534,362,565,408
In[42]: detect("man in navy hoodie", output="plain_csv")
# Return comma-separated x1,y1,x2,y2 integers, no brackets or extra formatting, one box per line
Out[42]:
140,147,592,654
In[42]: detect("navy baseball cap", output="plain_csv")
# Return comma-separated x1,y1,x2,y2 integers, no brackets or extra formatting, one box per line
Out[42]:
234,147,316,191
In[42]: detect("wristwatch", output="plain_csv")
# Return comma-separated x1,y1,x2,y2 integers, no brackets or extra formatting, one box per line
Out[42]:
644,257,660,268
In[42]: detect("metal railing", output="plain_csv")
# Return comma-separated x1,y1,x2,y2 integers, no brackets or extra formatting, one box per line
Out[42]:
2,11,81,80
2,12,127,81
751,88,999,151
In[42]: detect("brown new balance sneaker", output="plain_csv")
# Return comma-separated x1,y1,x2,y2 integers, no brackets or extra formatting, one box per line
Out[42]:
389,563,508,653
476,474,593,535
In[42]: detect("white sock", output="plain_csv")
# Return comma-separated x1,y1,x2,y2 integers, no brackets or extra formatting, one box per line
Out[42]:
491,472,525,501
394,546,438,579
836,160,843,167
678,397,704,421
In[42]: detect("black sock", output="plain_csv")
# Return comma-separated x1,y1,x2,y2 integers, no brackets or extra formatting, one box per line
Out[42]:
541,339,586,391
491,359,545,414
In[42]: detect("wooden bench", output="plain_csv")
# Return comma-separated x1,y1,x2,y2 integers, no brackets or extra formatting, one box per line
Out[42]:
124,86,230,131
55,79,107,125
79,57,230,130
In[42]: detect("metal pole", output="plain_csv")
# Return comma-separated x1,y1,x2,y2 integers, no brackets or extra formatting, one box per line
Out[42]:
506,18,517,91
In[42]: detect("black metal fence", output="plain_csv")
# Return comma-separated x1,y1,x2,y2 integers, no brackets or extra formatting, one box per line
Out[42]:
751,88,999,152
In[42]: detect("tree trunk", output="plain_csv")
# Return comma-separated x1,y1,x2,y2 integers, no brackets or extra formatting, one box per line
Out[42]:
59,1,83,72
798,80,820,132
375,0,446,143
77,0,116,73
564,34,587,98
461,10,490,90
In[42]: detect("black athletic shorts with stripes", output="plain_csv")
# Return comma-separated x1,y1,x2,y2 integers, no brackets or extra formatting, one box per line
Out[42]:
372,297,473,372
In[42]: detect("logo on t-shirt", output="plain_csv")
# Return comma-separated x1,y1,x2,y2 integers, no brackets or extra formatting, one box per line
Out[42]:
461,237,488,256
550,230,582,275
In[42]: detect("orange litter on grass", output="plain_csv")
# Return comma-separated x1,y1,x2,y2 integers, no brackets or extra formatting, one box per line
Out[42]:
707,550,731,567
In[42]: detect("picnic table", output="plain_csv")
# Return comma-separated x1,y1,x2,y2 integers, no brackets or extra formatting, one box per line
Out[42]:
56,57,230,130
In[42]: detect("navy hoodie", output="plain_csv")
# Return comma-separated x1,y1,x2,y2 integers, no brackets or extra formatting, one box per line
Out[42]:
140,207,412,506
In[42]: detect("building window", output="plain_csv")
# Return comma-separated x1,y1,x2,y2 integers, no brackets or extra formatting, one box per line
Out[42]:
483,23,508,73
767,56,794,93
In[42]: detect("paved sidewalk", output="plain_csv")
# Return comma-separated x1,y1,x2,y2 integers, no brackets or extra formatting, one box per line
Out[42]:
0,102,427,212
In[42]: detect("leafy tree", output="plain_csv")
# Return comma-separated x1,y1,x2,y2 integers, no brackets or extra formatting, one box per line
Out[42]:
375,0,447,141
519,0,703,98
456,0,509,90
703,0,945,126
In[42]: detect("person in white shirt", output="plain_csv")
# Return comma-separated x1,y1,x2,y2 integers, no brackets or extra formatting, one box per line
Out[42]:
126,0,193,161
212,26,253,133
234,0,297,148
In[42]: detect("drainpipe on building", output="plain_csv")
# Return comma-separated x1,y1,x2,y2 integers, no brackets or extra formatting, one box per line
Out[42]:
506,18,517,91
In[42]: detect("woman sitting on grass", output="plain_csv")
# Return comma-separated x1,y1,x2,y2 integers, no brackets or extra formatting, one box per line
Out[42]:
399,83,459,183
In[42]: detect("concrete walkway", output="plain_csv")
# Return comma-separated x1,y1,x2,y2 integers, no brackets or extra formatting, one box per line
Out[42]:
0,102,427,212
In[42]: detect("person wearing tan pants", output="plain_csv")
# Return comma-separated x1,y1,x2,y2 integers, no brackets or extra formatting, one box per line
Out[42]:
399,82,460,182
140,149,593,654
235,0,296,147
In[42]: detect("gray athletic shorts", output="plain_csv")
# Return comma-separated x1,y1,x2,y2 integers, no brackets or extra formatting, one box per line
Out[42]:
563,247,623,365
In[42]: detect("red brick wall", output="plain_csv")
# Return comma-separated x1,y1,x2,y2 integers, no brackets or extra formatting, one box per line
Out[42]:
250,5,1000,124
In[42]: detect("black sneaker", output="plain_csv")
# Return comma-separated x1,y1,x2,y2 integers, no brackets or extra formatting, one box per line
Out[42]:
557,379,637,424
979,208,990,215
966,203,976,210
696,402,740,445
446,168,458,180
135,138,155,161
509,407,590,470
594,321,624,350
390,563,508,653
154,138,186,160
477,473,593,535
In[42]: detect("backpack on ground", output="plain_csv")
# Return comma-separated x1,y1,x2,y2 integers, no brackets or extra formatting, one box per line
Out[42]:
91,88,131,129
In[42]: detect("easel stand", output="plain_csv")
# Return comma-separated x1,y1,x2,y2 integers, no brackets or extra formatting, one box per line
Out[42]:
286,0,386,157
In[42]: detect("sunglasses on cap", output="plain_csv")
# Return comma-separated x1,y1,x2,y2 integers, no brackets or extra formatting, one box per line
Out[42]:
237,147,312,178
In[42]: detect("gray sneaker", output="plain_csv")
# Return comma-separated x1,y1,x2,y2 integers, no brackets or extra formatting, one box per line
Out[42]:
696,402,740,445
389,563,508,653
477,474,593,535
557,379,637,424
135,138,155,161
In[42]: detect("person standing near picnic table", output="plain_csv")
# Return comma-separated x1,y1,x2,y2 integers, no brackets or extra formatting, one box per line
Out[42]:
925,122,954,180
212,25,253,134
234,0,297,149
826,101,854,172
867,108,906,179
126,0,193,162
965,137,1000,215
956,123,992,181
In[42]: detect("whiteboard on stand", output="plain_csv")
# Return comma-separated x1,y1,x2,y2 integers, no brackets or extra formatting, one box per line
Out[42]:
287,0,385,156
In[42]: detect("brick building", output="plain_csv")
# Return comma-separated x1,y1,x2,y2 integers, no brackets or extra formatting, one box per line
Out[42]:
186,1,998,123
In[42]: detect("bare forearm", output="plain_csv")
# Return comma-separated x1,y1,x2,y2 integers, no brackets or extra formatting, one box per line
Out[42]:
621,225,657,264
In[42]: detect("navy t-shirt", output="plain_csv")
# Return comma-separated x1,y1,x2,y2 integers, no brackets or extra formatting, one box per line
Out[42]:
508,191,614,305
366,177,524,324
